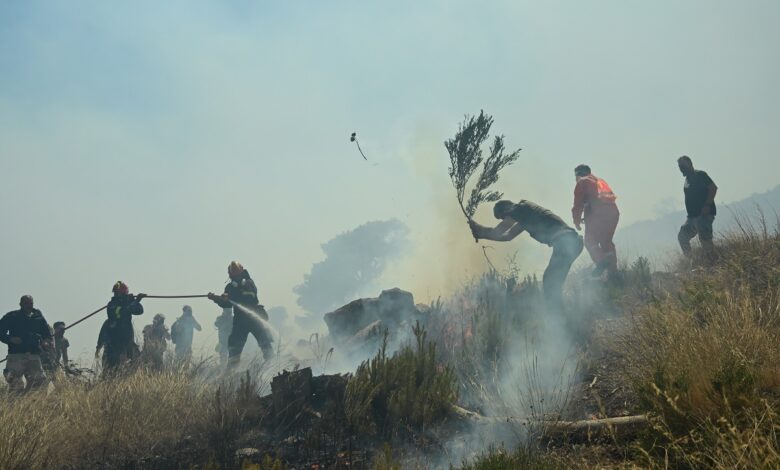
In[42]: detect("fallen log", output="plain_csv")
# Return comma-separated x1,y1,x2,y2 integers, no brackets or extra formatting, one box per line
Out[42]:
451,405,647,439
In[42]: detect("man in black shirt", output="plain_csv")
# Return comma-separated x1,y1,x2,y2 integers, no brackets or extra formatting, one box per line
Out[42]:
469,200,583,312
677,156,718,258
0,295,52,392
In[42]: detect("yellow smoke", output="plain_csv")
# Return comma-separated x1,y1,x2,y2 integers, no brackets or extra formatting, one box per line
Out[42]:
381,123,548,304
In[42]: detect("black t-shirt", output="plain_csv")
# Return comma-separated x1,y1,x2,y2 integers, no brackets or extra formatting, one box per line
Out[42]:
0,309,52,354
508,200,573,246
684,170,716,217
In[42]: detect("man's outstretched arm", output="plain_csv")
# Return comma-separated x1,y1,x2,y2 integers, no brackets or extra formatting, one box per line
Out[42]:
470,219,524,242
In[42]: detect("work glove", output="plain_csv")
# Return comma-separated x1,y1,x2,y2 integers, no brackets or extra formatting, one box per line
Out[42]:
136,293,147,301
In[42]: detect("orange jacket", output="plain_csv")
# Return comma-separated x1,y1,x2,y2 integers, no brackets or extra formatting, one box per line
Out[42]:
572,174,617,225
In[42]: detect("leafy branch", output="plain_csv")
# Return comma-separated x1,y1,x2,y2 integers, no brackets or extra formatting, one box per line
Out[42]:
445,110,521,221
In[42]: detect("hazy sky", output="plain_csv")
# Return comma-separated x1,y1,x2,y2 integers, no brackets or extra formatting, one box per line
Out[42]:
2,1,779,359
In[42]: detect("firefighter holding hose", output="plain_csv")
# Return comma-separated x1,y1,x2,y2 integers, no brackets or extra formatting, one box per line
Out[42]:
208,261,274,368
103,281,146,372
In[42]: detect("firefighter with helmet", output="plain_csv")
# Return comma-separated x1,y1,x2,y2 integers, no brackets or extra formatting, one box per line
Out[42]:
208,261,273,368
102,281,146,372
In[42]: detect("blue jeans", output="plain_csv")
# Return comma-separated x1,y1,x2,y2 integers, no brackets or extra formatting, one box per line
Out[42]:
543,231,584,312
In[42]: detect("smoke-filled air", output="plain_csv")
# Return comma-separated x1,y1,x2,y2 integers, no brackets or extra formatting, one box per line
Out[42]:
1,1,780,469
294,219,410,330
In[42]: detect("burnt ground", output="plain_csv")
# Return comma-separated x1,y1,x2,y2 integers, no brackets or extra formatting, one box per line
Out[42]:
215,276,682,469
577,317,638,422
213,368,484,469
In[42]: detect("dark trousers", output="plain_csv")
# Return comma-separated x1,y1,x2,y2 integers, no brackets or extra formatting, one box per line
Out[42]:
678,214,715,255
543,231,584,312
104,326,138,370
227,308,274,361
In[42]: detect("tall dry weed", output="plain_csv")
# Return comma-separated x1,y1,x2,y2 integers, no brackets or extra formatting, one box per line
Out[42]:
614,224,780,467
0,366,264,468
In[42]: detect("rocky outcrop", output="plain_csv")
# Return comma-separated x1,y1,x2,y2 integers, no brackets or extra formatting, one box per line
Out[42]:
323,288,424,341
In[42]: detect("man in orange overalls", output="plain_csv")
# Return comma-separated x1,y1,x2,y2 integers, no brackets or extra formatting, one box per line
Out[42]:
572,164,620,277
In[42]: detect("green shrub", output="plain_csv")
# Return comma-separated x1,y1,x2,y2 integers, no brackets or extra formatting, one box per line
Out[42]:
345,322,458,437
372,443,401,470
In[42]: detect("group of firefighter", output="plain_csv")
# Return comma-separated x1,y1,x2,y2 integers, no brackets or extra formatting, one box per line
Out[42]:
0,261,274,392
1,156,717,392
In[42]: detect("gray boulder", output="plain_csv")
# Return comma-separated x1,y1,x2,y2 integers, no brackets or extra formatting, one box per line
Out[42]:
323,288,422,340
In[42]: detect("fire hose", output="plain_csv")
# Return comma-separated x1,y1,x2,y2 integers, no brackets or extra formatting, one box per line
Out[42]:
0,294,210,365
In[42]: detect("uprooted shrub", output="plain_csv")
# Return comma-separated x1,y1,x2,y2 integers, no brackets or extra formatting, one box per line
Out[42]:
345,322,457,437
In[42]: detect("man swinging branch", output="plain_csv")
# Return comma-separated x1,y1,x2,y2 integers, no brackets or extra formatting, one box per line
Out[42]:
469,200,583,312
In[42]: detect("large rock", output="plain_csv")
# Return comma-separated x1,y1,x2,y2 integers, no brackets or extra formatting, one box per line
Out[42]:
344,320,384,350
323,288,420,340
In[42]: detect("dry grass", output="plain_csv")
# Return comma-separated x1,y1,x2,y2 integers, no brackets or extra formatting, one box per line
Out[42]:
0,365,267,469
611,222,780,468
454,444,638,470
441,220,780,469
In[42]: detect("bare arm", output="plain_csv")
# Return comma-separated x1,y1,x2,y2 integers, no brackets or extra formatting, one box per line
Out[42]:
472,218,524,242
701,182,717,215
497,221,525,241
705,183,717,205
